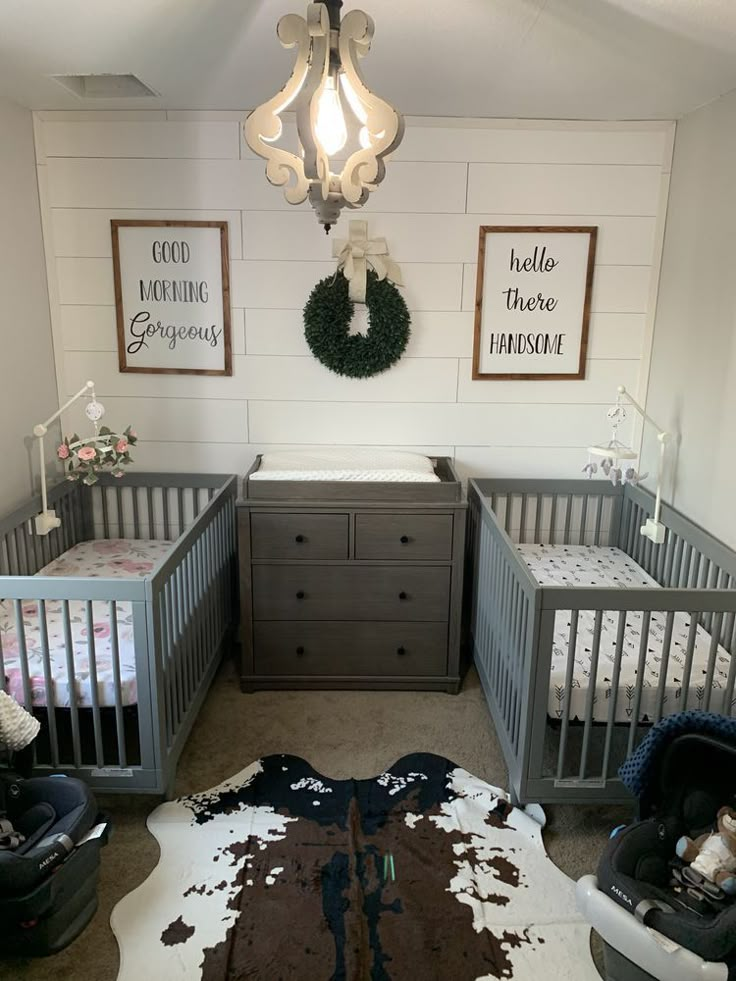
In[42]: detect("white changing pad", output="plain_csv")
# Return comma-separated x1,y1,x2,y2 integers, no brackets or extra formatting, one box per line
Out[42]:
0,539,171,709
519,545,734,723
250,448,440,483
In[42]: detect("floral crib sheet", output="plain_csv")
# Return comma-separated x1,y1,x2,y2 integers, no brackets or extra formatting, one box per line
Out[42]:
0,539,171,709
518,545,734,723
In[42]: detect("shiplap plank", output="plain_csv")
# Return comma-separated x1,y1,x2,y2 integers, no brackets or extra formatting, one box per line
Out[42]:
43,121,240,159
52,209,243,259
467,163,662,215
124,441,253,473
47,158,466,213
63,351,247,400
461,263,652,313
232,260,463,311
243,210,657,266
456,358,639,403
452,445,593,480
393,125,670,165
61,351,455,403
60,306,245,355
64,396,247,444
248,400,609,446
245,309,474,359
243,355,457,403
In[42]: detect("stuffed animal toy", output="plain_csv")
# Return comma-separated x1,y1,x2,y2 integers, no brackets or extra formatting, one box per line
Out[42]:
676,807,736,894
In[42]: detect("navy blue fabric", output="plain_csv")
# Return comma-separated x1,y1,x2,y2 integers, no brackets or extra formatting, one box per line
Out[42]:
619,711,736,797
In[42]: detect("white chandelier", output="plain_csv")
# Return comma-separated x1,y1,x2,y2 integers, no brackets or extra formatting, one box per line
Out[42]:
244,0,404,233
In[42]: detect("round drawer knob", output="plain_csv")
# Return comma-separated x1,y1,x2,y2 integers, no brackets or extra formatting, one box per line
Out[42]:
397,646,406,656
296,646,305,656
295,534,305,543
399,591,408,600
296,590,305,600
400,535,409,544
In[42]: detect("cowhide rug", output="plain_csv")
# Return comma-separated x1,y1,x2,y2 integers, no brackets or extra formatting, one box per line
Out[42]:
111,754,597,980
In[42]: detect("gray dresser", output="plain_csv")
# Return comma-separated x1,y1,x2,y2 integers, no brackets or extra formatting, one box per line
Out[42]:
237,457,467,693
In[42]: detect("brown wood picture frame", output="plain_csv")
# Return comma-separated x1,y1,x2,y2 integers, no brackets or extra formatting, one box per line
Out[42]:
472,225,597,381
111,219,232,376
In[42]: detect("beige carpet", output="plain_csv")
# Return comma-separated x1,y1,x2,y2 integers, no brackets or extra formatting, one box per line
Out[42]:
0,654,630,980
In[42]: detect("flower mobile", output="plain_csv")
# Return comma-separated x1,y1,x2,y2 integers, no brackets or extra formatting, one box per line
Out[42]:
56,388,137,486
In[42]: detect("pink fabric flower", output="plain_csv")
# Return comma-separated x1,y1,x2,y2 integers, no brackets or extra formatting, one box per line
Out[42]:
115,438,129,454
57,443,70,460
77,446,96,462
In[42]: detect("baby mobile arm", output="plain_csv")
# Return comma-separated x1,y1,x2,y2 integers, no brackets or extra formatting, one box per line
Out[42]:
33,380,95,536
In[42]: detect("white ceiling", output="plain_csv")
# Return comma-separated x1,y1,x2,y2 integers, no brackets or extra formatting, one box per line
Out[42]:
1,0,736,119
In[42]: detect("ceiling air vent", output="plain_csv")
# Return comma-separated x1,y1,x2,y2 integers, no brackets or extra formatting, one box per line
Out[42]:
50,74,158,99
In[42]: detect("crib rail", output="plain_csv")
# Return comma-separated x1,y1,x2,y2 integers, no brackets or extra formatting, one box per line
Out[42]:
468,478,736,804
0,472,237,794
470,478,622,548
86,472,232,542
147,479,237,789
469,487,539,779
0,480,88,577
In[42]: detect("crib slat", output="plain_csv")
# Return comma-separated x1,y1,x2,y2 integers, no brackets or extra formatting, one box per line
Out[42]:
504,494,512,537
37,600,60,767
132,487,141,540
61,600,82,768
147,487,155,539
116,486,124,537
579,609,603,780
563,495,572,545
0,628,5,696
556,610,578,781
159,590,173,748
518,495,527,545
533,495,542,545
593,495,603,546
108,602,127,768
653,611,675,723
14,601,33,710
579,495,588,546
101,488,110,539
549,495,558,546
680,615,700,711
627,611,651,758
703,611,724,712
84,601,104,769
601,612,628,779
177,488,185,538
163,489,171,542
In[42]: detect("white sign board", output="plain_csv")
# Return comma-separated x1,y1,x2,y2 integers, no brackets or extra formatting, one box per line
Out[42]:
112,221,231,376
472,226,597,380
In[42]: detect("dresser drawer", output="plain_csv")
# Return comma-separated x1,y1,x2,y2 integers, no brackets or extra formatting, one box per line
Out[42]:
254,622,447,676
251,512,348,560
354,513,453,561
252,565,450,621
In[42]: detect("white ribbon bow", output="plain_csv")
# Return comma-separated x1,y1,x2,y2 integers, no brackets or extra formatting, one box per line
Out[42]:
332,220,403,303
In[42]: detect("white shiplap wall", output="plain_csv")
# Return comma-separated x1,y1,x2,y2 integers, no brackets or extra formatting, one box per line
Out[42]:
34,112,674,480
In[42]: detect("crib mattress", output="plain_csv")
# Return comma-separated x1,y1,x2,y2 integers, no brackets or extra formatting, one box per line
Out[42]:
518,545,733,723
0,538,171,709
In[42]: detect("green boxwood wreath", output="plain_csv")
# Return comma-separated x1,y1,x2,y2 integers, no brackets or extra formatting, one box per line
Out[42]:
303,269,411,378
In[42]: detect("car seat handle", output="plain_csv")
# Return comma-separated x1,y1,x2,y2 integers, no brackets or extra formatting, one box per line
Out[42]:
634,898,676,925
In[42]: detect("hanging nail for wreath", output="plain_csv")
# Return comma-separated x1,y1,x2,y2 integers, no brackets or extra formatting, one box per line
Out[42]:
303,220,410,379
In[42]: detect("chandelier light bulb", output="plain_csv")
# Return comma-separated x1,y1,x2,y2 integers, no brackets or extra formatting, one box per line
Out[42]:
315,76,348,156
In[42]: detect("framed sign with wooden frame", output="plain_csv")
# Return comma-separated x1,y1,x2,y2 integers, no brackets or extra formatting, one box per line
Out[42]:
111,219,232,376
472,225,597,381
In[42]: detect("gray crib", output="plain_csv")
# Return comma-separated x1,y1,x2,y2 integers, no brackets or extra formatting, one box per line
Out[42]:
0,472,237,795
467,478,736,805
